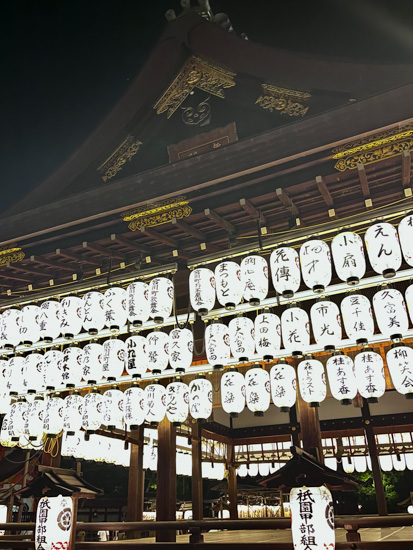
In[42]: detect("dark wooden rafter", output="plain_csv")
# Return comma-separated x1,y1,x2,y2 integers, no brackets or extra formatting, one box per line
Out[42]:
82,241,125,261
5,262,50,278
55,248,101,266
239,198,266,226
171,218,220,252
275,187,299,217
1,270,32,283
315,175,336,218
402,149,412,188
204,208,236,234
110,234,151,255
357,163,372,207
140,226,178,248
30,255,74,272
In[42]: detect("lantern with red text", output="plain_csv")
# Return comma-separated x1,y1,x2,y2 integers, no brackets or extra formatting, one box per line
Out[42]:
125,335,147,378
221,368,245,417
104,287,127,331
300,239,332,293
332,231,366,285
270,359,296,411
123,383,145,429
62,346,83,388
82,291,105,335
189,267,216,315
168,327,193,373
398,213,413,267
60,295,83,339
39,299,61,343
229,316,255,362
144,382,166,425
281,306,310,357
146,330,169,374
205,322,231,370
254,312,281,361
35,495,73,550
245,365,270,416
270,246,301,298
102,338,126,381
365,222,402,278
189,375,212,421
326,352,357,405
149,277,174,324
215,261,243,310
386,344,413,398
63,392,83,436
43,395,64,436
103,388,124,429
297,356,326,407
340,293,374,345
166,378,189,426
127,281,149,327
82,390,104,433
24,353,45,394
25,396,45,441
20,304,41,346
82,342,103,385
373,288,408,340
241,255,269,306
354,347,385,402
43,349,64,390
310,299,342,351
1,308,21,350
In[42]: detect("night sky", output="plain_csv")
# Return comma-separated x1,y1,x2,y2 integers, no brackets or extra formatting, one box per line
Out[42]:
2,0,413,213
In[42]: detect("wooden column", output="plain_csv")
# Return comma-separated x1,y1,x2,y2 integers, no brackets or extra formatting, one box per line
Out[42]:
227,443,238,519
289,405,300,448
127,426,145,528
297,393,323,462
156,417,176,542
191,422,203,521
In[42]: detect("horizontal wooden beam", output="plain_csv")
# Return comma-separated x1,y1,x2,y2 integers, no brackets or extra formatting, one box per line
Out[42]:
275,188,299,217
82,241,125,261
56,248,101,266
0,271,32,283
110,234,151,255
402,149,411,188
204,208,236,234
5,262,49,278
140,227,178,248
239,198,266,226
30,255,74,272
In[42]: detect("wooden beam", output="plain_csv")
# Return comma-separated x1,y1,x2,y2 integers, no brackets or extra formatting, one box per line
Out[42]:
402,149,411,188
204,208,236,234
30,255,74,272
171,218,206,242
6,262,49,278
172,249,192,260
156,417,176,542
357,163,371,201
1,271,32,283
82,241,125,261
191,422,203,522
296,390,323,463
56,248,101,266
140,227,178,248
275,188,299,216
315,175,334,206
110,234,151,254
239,198,266,226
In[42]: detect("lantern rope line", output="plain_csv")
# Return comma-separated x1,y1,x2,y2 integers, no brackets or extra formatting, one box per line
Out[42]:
43,433,61,458
4,449,42,464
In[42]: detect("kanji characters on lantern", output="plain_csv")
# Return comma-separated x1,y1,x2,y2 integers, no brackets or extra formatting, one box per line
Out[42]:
166,378,189,425
386,343,413,398
340,293,374,345
297,356,326,407
229,316,255,362
60,295,83,339
365,222,402,278
82,390,104,433
221,367,245,417
61,346,83,388
146,329,169,373
310,299,342,351
43,349,64,390
214,261,243,310
270,359,297,411
326,352,357,405
63,392,83,436
82,342,104,385
270,246,301,298
331,231,366,285
82,291,105,335
241,255,268,305
373,287,408,340
102,338,126,381
24,353,45,394
398,213,413,267
123,382,145,429
300,239,332,293
103,387,124,429
254,312,281,361
104,287,127,332
205,322,231,370
354,347,385,402
281,306,310,357
168,327,193,373
20,304,41,346
43,395,64,436
189,267,216,315
1,308,21,350
35,495,73,550
25,396,45,441
126,281,150,327
39,299,61,343
125,335,147,378
149,277,174,324
144,382,166,425
189,375,212,421
245,365,270,416
9,398,28,441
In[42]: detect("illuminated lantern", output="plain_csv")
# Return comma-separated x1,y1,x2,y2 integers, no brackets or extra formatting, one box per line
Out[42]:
326,352,357,405
373,287,408,340
254,312,281,361
189,374,212,421
342,456,354,473
9,398,28,441
168,327,193,373
354,347,385,402
35,495,73,550
241,255,268,305
127,281,149,327
247,463,259,477
297,356,327,407
7,355,26,396
1,308,21,350
398,213,413,266
405,283,413,323
229,316,255,362
125,335,147,378
62,346,83,388
310,299,342,351
39,299,61,343
270,359,297,411
82,390,104,433
300,239,332,293
63,392,83,435
82,291,105,335
205,322,231,370
237,464,248,477
281,306,310,357
43,395,64,436
270,246,301,298
102,338,126,381
245,365,270,416
166,378,189,426
144,382,166,425
103,387,124,429
386,343,413,398
221,367,245,417
290,486,335,550
149,277,174,324
60,295,83,339
25,396,45,440
146,330,169,373
82,342,104,384
331,231,366,285
123,382,145,429
365,222,402,278
24,353,45,394
215,261,243,310
0,392,10,415
189,268,216,315
0,415,16,448
43,349,64,390
340,293,374,345
104,286,127,331
20,304,41,346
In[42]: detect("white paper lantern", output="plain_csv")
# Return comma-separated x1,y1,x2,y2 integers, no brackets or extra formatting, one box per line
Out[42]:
189,375,212,421
168,327,193,373
62,346,83,388
7,355,26,395
189,268,216,315
241,255,269,305
9,398,28,441
354,347,385,402
221,368,245,417
25,396,45,441
373,288,408,340
35,495,73,550
340,294,374,345
127,281,149,327
102,338,126,381
365,222,402,278
245,365,270,416
166,378,189,425
82,342,104,384
63,392,83,435
205,322,231,370
270,246,301,298
254,312,281,361
0,356,9,391
144,382,166,425
149,277,174,323
123,383,145,429
60,295,83,339
125,335,147,378
1,308,21,349
82,390,104,433
398,213,413,267
290,486,335,550
43,395,64,436
281,306,310,357
24,353,45,394
103,388,124,429
0,392,10,415
0,414,16,448
43,349,64,390
270,359,297,411
39,299,61,343
104,286,127,331
229,316,255,362
386,344,413,398
332,231,366,285
215,261,243,310
82,291,105,335
326,352,357,405
20,304,41,346
298,356,327,407
146,330,169,373
300,239,332,293
310,299,342,351
405,283,413,324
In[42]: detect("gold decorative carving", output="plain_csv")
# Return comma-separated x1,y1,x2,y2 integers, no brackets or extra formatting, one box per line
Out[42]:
256,84,311,117
98,135,142,182
0,244,25,266
122,196,192,231
154,56,236,119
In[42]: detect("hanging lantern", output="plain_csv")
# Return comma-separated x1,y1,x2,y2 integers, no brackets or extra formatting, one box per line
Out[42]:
354,346,385,402
35,495,73,550
290,486,335,550
19,304,41,346
297,355,327,407
270,246,301,298
82,390,104,433
24,353,45,394
166,377,189,426
189,374,213,421
125,335,147,379
146,330,169,374
60,295,83,339
62,346,83,388
82,291,105,335
43,349,64,390
405,283,413,324
168,327,193,373
386,343,413,398
221,367,245,417
7,355,26,396
144,382,167,425
326,352,357,405
373,287,408,341
365,222,402,278
0,392,10,415
254,311,281,361
9,398,28,441
104,286,127,331
310,299,342,351
215,261,243,310
103,387,124,430
281,306,310,357
270,359,297,412
205,322,231,370
43,395,64,436
398,213,413,266
102,338,126,381
39,299,61,343
189,268,216,315
245,364,270,416
149,277,174,324
1,308,21,350
127,281,149,327
299,239,332,293
229,316,255,362
25,396,45,441
0,414,16,448
63,392,83,436
123,382,145,429
331,231,366,285
340,293,374,345
241,255,269,306
82,342,104,384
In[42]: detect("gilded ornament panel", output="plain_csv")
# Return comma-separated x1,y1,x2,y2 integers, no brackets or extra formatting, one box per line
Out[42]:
0,244,25,266
122,196,192,231
256,84,311,117
98,135,142,182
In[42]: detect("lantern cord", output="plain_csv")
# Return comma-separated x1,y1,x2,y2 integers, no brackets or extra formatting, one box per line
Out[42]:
43,433,61,458
192,318,205,358
4,449,42,464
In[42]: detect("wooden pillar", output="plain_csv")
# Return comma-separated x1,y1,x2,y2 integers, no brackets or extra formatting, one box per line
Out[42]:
289,405,300,448
68,497,78,550
17,451,31,522
297,392,323,462
227,443,238,519
191,422,203,521
41,435,62,467
127,426,145,531
156,417,176,542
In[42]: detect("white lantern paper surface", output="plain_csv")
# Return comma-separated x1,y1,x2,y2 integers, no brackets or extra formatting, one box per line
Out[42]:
254,312,281,361
63,393,83,435
149,277,174,323
8,355,26,395
373,288,408,340
298,357,327,406
0,392,10,415
123,383,145,429
229,316,255,362
270,360,297,411
386,344,413,397
9,399,28,441
332,231,366,285
25,397,45,440
62,346,83,388
39,300,61,342
310,300,342,351
20,304,41,346
168,328,193,373
300,239,332,293
0,415,16,448
60,296,83,339
125,335,147,378
189,375,212,421
166,379,189,425
35,495,73,550
354,348,385,402
82,291,105,335
398,214,413,267
103,388,124,429
82,391,104,433
221,368,245,417
43,396,64,436
144,383,166,425
341,294,374,345
82,342,103,384
104,287,127,331
270,246,301,298
189,268,216,315
127,281,149,327
102,338,126,381
24,353,45,394
146,330,169,373
43,349,64,390
281,307,310,357
326,352,357,405
365,222,402,277
1,308,21,349
241,255,269,305
215,261,243,309
245,365,270,416
405,284,413,324
205,322,231,369
290,486,335,550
